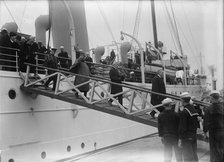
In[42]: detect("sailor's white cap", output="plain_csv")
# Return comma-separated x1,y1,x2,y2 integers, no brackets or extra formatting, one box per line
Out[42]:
180,92,191,98
210,90,220,98
210,90,220,95
60,46,64,49
1,28,8,32
162,98,173,105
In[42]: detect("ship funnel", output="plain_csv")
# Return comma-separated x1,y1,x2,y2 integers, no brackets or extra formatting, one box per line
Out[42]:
1,22,18,34
120,42,131,64
94,46,105,63
35,15,50,46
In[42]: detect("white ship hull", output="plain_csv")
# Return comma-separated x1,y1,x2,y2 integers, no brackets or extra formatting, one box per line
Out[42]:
0,71,157,161
0,71,205,161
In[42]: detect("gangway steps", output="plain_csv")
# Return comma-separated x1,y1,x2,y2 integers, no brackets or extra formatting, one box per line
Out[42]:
20,85,158,127
19,64,209,142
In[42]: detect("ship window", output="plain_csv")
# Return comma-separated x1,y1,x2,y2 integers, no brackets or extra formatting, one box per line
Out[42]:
41,151,46,159
81,142,85,149
8,159,14,162
67,145,71,152
8,89,16,99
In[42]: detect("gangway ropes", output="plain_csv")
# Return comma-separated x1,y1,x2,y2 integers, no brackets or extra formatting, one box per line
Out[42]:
20,63,209,128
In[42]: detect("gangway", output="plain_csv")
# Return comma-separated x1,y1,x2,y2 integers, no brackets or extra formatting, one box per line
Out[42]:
20,63,209,128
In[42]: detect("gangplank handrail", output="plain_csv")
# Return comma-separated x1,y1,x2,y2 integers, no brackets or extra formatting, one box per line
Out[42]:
22,63,209,115
24,62,209,107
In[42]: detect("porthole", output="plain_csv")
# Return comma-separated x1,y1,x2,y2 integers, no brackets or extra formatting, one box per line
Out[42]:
8,89,16,99
67,145,71,152
41,151,46,159
81,142,85,149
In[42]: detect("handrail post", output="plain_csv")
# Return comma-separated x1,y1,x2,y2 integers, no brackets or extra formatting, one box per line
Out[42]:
35,53,38,75
15,50,19,72
24,65,30,86
89,81,96,103
55,73,60,94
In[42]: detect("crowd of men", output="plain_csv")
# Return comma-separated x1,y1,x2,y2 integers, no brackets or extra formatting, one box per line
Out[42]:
157,91,223,162
148,68,223,162
0,28,71,73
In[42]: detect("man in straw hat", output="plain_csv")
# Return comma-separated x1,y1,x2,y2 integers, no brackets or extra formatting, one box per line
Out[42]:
158,98,182,162
203,90,224,162
179,92,199,162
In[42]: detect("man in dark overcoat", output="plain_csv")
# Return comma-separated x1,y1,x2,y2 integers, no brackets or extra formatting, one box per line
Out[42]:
108,62,125,105
44,50,59,91
203,90,224,162
150,69,166,118
69,52,90,97
58,46,69,69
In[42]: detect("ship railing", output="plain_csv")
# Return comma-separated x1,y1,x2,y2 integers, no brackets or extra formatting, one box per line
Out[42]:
34,52,72,75
22,63,209,117
84,61,157,83
0,45,19,72
34,52,47,75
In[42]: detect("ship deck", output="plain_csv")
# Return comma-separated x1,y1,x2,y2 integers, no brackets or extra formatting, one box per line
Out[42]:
62,134,210,162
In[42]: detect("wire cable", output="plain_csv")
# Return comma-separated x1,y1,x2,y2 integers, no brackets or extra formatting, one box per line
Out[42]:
162,1,179,54
3,0,21,33
18,0,29,32
96,0,117,44
169,0,183,55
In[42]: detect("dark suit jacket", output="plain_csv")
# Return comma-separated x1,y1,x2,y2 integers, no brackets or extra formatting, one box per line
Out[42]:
151,75,166,105
109,67,124,94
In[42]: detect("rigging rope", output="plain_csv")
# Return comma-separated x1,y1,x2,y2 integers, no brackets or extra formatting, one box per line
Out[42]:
176,20,200,66
161,2,179,54
18,0,29,31
163,0,200,68
122,1,125,31
169,0,183,55
132,0,142,40
163,0,182,55
3,0,21,33
96,1,117,44
180,1,200,56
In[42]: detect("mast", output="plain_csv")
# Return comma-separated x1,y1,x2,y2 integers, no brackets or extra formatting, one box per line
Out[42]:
150,0,166,84
151,0,158,48
47,0,51,50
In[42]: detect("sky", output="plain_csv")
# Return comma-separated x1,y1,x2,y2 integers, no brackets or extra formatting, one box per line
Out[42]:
0,0,223,90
